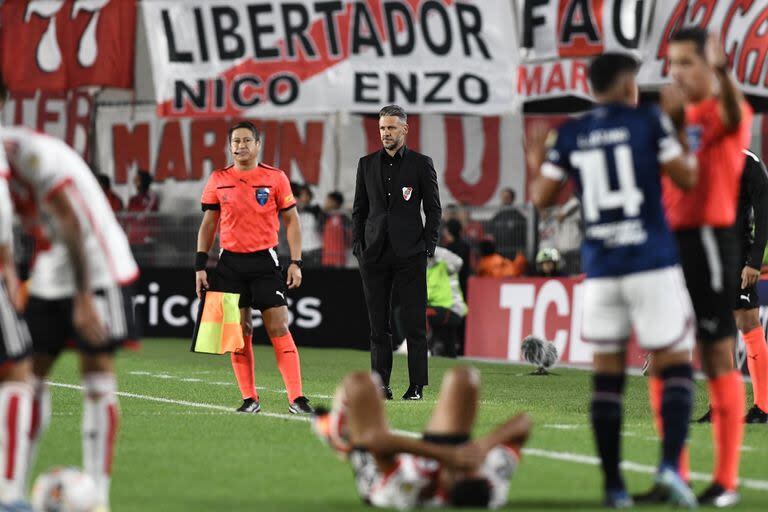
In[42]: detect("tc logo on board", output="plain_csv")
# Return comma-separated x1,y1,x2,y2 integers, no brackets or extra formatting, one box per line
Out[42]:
255,187,270,206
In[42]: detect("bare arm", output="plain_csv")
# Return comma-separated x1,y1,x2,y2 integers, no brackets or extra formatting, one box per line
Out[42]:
706,34,744,132
282,206,302,260
47,187,107,344
0,178,21,310
527,123,564,210
195,209,220,298
282,206,303,289
530,176,562,210
662,156,699,191
47,189,89,293
476,413,532,454
361,430,483,471
196,209,220,253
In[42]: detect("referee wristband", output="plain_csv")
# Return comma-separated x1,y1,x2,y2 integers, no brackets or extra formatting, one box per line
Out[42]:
195,251,208,271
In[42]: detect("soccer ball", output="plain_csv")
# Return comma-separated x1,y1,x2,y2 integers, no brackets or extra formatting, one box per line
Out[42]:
30,467,98,512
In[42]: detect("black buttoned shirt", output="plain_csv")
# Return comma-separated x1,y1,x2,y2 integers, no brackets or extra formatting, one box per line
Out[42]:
381,145,406,207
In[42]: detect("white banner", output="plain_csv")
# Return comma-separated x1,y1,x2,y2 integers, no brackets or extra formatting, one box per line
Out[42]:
638,0,768,98
0,90,95,159
513,0,768,101
94,108,526,212
141,0,517,117
515,0,649,62
94,105,338,212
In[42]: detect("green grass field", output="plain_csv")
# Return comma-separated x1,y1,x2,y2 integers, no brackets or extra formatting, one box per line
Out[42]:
34,339,767,511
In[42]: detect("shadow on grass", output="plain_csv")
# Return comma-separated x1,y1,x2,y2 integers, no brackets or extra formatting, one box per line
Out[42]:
504,498,601,510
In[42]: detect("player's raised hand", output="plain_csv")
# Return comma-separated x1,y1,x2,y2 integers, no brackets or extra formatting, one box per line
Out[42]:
705,32,727,70
73,292,107,345
525,122,551,174
741,265,760,289
660,85,686,131
287,263,302,289
195,270,209,299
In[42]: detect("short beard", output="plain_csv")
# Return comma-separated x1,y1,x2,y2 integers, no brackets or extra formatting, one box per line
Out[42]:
382,138,400,150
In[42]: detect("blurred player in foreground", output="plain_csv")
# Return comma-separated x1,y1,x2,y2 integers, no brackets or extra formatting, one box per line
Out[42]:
529,52,699,508
312,366,530,509
1,125,139,512
0,136,34,510
195,121,312,414
660,28,753,507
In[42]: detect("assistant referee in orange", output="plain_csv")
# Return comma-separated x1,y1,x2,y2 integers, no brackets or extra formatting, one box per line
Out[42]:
194,121,312,415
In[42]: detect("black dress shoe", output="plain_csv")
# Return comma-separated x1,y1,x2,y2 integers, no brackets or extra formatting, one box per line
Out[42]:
402,385,423,400
695,408,712,423
745,404,768,423
381,386,393,400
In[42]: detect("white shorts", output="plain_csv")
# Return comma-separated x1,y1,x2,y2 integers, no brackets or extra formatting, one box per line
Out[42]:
354,446,519,509
581,265,695,354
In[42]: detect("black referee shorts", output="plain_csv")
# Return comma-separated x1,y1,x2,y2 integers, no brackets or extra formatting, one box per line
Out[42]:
212,249,288,310
675,227,738,342
27,285,137,357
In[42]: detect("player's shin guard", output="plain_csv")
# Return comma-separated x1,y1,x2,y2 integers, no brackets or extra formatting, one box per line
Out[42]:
270,332,303,402
709,371,745,491
0,382,31,503
590,374,626,492
82,373,119,507
649,376,690,481
659,365,693,471
25,377,51,491
743,326,768,411
231,335,258,400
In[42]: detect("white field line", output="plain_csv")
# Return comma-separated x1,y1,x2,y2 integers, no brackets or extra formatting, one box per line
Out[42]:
127,371,335,399
49,382,768,492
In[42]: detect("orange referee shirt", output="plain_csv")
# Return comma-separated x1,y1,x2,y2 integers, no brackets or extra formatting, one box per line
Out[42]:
201,163,296,253
662,98,753,230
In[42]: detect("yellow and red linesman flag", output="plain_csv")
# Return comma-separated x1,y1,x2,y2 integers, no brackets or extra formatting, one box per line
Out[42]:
191,291,244,354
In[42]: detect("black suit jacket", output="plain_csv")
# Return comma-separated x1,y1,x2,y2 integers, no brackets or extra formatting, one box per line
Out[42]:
352,147,442,262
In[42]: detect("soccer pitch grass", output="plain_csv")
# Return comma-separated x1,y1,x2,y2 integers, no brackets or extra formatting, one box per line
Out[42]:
35,339,767,511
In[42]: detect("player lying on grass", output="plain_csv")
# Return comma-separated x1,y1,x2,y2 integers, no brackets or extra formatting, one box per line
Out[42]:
312,366,530,509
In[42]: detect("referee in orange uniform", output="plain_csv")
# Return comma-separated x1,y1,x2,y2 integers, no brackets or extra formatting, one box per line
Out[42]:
195,121,312,415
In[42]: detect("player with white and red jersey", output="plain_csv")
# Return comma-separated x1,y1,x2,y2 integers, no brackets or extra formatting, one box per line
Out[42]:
311,367,529,509
0,136,34,509
1,126,139,512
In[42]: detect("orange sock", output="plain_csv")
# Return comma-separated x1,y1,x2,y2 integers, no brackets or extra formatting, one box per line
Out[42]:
649,377,690,481
271,332,303,402
230,335,257,400
743,326,768,411
708,371,745,491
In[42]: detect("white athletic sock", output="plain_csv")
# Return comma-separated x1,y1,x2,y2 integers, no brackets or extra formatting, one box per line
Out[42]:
82,373,119,507
0,381,32,504
25,377,51,492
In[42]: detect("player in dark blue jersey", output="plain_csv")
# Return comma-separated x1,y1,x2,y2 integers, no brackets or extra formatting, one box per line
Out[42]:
528,53,699,509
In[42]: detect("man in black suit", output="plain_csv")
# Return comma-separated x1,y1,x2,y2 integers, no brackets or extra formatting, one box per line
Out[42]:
352,105,442,400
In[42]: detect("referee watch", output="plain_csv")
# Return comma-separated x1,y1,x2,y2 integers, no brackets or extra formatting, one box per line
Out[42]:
289,259,303,269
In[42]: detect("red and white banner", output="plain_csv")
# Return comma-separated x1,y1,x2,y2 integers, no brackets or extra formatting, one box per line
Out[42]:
0,90,95,159
94,105,337,211
141,0,517,117
638,0,768,98
465,276,647,368
95,108,527,211
96,107,525,211
1,0,135,92
514,0,649,62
